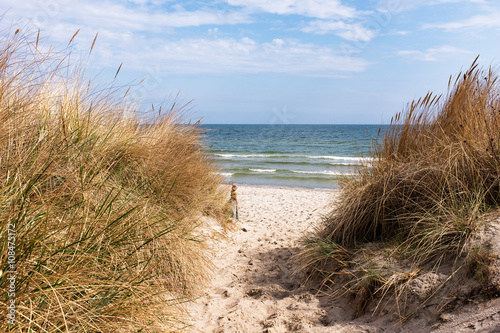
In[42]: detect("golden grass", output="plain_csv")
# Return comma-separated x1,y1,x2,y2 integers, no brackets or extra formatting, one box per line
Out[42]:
299,57,500,319
0,26,227,331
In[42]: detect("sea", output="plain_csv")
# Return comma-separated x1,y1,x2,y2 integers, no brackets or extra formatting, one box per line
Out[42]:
201,124,385,189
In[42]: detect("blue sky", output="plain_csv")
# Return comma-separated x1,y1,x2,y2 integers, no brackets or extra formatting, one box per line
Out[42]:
2,0,500,124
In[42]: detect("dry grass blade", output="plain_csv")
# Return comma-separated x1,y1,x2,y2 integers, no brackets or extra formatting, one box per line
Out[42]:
68,29,80,45
89,32,98,54
115,62,123,79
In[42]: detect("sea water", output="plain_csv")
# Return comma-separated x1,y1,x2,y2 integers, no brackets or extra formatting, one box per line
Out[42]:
201,124,385,189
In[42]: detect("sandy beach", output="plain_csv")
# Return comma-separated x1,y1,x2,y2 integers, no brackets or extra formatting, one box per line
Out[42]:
188,185,339,332
188,185,500,333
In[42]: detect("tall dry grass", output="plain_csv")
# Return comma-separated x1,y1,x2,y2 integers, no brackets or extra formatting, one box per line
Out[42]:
300,57,500,317
0,27,227,331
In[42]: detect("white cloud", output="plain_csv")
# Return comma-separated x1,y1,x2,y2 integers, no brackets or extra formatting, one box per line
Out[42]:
431,0,486,3
423,11,500,30
397,45,472,61
0,0,372,77
1,0,250,33
302,20,376,42
124,37,371,76
224,0,359,19
376,0,487,14
390,30,410,35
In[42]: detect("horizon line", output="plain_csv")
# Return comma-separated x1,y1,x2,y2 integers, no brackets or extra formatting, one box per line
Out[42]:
197,123,388,126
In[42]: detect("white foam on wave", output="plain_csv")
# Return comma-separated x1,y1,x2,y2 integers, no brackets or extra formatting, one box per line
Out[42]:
214,153,273,159
249,168,277,173
293,170,355,176
216,172,234,177
308,155,374,162
330,162,364,166
213,152,373,162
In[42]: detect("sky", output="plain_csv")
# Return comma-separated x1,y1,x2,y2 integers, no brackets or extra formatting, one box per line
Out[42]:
1,0,500,124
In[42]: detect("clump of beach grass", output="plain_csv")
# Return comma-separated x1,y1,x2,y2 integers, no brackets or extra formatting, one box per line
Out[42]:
299,57,500,320
0,26,227,331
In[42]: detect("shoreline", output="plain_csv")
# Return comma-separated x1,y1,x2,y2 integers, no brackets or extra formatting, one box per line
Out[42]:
220,181,340,192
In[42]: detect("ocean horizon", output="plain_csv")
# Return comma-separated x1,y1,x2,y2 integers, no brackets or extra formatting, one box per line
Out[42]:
201,124,385,189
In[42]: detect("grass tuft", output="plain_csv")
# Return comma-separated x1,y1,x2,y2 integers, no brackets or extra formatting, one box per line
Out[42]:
299,57,500,319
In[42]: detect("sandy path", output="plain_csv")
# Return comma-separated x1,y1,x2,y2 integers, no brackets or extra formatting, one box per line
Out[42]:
187,185,372,332
187,185,500,333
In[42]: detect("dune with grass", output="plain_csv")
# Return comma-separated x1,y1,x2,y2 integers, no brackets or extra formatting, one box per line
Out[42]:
0,27,229,332
297,58,500,330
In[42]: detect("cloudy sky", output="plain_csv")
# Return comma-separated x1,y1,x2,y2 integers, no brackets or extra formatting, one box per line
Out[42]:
1,0,499,124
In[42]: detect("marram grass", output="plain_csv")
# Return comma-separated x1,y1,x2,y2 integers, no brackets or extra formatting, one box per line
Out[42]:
0,27,227,331
299,57,500,319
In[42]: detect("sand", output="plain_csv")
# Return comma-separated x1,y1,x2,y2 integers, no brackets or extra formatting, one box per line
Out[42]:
187,185,500,333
